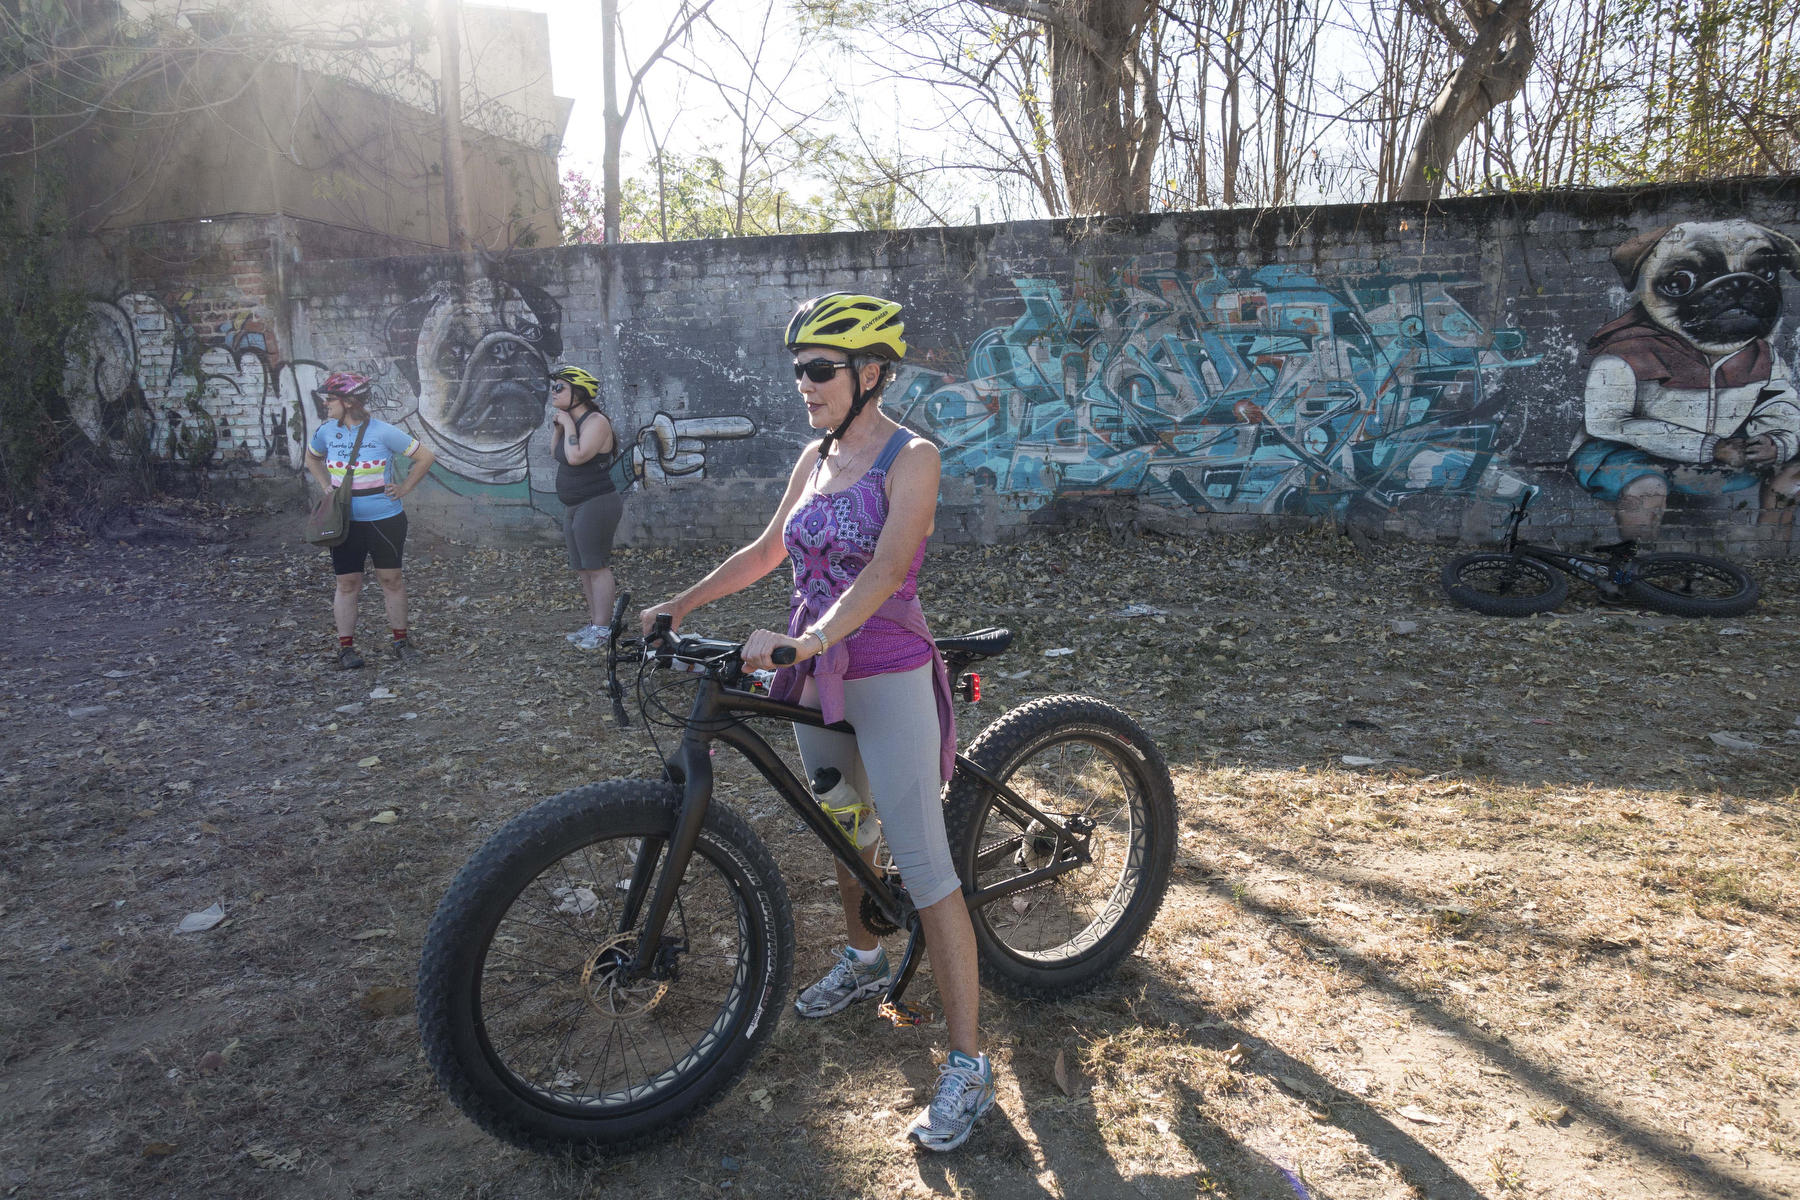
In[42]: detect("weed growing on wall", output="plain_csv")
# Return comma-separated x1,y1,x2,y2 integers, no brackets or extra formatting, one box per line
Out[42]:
0,178,88,509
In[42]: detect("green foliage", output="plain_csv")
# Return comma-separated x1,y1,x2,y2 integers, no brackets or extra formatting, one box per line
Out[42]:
0,176,89,507
617,152,835,241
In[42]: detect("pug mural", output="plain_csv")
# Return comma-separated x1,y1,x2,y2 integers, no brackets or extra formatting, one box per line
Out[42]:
382,278,565,492
1571,220,1800,541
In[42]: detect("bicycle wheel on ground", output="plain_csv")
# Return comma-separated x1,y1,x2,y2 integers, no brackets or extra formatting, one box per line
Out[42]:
417,781,793,1158
1440,552,1569,616
1625,553,1759,618
944,695,1175,999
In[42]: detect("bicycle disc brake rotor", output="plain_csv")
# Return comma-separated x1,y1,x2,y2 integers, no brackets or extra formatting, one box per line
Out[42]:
578,932,670,1019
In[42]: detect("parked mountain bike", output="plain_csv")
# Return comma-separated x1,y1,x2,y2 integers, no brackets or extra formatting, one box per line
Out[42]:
416,594,1175,1158
1441,487,1759,618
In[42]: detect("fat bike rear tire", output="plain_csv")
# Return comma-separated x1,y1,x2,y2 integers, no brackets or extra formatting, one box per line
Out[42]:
1625,553,1759,618
944,695,1175,1000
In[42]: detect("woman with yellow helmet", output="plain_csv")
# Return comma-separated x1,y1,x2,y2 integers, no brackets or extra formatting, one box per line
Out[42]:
548,363,624,650
640,292,995,1152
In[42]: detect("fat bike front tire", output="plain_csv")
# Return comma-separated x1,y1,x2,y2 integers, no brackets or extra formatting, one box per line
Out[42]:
944,695,1175,1000
416,780,793,1158
1441,552,1569,616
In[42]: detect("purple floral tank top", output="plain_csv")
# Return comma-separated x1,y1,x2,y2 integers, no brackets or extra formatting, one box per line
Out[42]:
782,428,931,679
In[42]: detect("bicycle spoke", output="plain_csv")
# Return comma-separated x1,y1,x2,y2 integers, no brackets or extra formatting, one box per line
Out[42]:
973,734,1143,961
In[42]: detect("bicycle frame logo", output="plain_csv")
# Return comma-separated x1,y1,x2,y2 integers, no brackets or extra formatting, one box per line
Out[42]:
892,257,1538,515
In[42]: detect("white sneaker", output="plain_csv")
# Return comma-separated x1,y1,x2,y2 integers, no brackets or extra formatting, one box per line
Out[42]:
571,624,610,651
566,623,599,644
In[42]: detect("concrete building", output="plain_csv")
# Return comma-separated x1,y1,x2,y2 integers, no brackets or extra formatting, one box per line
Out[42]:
4,0,571,251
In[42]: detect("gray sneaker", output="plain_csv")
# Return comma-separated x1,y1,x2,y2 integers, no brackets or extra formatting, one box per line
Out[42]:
389,639,421,663
907,1050,996,1152
794,946,891,1018
566,623,600,644
571,624,609,651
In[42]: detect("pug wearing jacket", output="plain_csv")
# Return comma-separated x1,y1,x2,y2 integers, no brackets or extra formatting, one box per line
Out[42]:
1570,219,1800,540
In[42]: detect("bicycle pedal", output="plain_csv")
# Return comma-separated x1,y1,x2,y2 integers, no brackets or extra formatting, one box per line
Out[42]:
879,1000,932,1027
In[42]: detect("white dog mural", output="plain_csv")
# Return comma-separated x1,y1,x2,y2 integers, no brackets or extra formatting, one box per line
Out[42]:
382,278,564,487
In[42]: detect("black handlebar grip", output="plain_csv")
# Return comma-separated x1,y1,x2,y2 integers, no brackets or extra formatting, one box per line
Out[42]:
771,646,796,665
611,591,632,630
651,612,673,638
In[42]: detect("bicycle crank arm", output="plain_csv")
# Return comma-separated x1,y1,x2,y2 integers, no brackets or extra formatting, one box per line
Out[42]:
879,921,933,1027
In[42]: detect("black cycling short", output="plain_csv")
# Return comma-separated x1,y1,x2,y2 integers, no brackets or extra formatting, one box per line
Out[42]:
330,512,408,575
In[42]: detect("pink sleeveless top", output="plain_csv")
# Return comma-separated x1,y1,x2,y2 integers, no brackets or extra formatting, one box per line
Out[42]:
769,428,956,780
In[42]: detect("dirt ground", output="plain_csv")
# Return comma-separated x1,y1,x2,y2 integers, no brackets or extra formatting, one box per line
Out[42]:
2,503,1797,1200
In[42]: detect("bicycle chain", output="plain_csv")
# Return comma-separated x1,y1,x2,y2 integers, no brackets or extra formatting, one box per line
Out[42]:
973,816,1096,902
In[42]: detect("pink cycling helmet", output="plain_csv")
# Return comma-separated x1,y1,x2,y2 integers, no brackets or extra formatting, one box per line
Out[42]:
319,371,373,397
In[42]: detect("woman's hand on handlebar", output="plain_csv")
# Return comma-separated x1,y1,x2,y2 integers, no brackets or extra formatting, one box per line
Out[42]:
741,628,812,672
639,601,684,638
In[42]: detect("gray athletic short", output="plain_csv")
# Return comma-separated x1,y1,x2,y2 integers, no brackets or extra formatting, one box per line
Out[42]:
563,492,624,570
792,662,960,909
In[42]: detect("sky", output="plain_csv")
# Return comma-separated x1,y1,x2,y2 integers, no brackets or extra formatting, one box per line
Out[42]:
482,0,977,220
486,0,856,177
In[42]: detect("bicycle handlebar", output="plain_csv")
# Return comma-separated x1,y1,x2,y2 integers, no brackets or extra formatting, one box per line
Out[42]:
602,595,1002,728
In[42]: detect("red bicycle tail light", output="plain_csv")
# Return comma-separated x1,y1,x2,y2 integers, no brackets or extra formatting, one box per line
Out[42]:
956,672,981,703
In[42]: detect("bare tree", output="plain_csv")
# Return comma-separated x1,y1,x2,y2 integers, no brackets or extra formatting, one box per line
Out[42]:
968,0,1167,214
1393,0,1536,200
803,0,1170,217
599,0,715,244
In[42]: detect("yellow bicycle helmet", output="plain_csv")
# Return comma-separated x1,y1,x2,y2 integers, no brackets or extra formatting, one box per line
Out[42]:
550,363,600,402
784,292,907,361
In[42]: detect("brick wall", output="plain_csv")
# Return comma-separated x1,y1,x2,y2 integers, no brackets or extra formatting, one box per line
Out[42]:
52,177,1800,555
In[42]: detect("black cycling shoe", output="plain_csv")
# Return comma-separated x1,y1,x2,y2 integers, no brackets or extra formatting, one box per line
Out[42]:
390,639,421,663
337,645,366,670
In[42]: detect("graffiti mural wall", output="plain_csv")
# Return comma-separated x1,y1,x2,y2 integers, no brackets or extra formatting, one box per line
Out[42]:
59,268,759,524
62,291,324,468
891,257,1538,515
52,183,1800,550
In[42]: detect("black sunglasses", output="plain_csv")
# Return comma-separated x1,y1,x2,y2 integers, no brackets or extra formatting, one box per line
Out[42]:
794,358,852,383
549,380,571,393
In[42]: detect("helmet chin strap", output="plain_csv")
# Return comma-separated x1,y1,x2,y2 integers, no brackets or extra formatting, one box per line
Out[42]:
817,367,877,461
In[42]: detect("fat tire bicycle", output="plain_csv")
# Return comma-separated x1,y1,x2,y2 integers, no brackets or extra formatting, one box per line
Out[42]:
1441,488,1759,618
416,595,1175,1157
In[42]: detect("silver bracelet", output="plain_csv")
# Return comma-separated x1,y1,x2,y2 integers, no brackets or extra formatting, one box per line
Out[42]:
807,625,829,655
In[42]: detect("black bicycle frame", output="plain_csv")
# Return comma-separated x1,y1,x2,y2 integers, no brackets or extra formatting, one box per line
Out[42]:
1497,488,1636,590
616,673,1092,990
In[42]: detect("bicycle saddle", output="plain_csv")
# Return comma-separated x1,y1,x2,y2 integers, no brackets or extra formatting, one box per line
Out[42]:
934,628,1013,660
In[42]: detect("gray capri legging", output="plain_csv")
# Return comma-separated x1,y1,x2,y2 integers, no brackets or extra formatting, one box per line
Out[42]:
564,491,624,570
792,662,960,909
